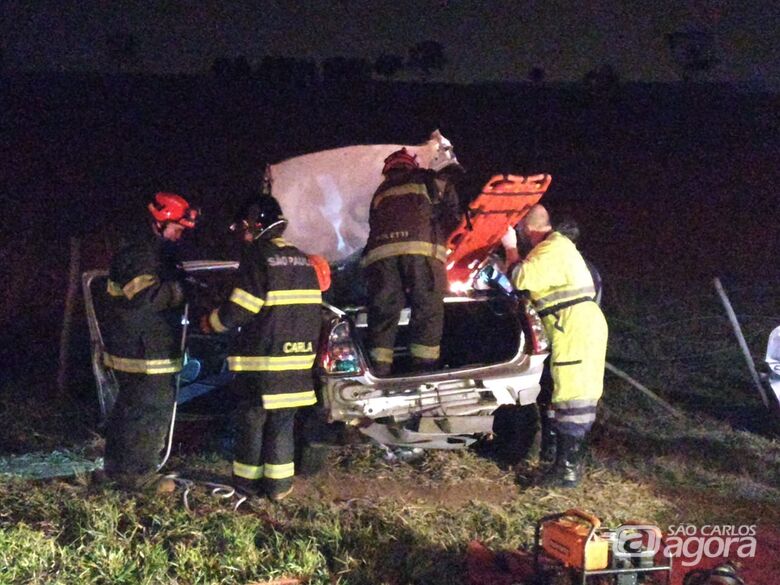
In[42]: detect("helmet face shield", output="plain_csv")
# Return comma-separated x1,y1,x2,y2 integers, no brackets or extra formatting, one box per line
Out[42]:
231,195,288,240
178,206,199,228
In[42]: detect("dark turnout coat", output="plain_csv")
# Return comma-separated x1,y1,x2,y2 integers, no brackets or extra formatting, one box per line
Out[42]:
208,237,322,409
361,168,460,268
102,229,185,375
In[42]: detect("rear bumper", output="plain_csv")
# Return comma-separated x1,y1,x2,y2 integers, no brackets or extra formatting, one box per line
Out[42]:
322,353,546,423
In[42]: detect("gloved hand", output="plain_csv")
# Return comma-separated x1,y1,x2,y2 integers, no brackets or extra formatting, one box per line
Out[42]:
200,313,214,335
500,225,518,250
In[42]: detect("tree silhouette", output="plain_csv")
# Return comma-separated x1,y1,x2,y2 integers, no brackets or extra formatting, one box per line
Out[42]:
527,66,546,85
374,53,405,80
666,29,719,81
582,63,620,104
257,56,318,87
232,55,251,79
211,56,253,81
105,31,139,73
583,63,619,89
407,40,447,78
322,56,371,85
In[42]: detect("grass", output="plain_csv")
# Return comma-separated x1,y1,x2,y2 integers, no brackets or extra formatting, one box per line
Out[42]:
1,278,779,584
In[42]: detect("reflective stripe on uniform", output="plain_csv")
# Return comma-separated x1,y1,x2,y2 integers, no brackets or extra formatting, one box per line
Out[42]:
264,461,295,480
361,241,448,267
103,352,182,374
265,289,322,306
555,399,599,410
107,280,123,297
409,343,440,360
229,287,265,313
372,183,431,209
370,347,395,364
208,308,229,333
233,461,263,480
227,354,316,372
262,390,317,409
552,399,599,436
533,286,596,311
107,274,159,300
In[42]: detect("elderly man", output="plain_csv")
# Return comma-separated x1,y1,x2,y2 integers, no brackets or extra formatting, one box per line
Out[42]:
506,204,608,488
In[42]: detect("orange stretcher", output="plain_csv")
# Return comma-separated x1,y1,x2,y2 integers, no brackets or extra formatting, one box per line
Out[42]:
445,173,551,285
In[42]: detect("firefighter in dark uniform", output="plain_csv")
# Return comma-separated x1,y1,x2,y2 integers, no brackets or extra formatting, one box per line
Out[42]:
203,195,322,501
361,148,461,376
102,192,199,492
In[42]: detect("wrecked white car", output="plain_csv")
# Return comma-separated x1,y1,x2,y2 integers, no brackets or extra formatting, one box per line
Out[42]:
84,138,552,459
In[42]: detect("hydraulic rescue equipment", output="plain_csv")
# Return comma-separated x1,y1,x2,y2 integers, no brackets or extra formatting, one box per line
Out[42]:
534,509,672,585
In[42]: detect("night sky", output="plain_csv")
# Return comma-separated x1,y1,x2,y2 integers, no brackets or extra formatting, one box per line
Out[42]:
2,0,778,88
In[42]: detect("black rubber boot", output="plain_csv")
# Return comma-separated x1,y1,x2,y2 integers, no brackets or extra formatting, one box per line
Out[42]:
410,357,438,372
232,475,263,497
539,410,557,465
538,433,584,489
372,362,393,377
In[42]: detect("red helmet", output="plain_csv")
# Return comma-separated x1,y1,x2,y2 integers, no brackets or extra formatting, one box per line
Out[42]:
382,148,419,175
147,192,198,228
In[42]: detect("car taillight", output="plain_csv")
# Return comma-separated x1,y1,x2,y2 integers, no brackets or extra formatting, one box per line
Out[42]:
525,304,549,354
319,320,363,375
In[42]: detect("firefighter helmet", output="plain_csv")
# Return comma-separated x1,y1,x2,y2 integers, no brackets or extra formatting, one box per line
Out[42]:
231,194,288,240
147,192,198,228
382,148,419,175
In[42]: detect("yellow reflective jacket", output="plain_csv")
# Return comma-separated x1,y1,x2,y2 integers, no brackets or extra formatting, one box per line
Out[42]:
512,231,596,314
512,231,607,404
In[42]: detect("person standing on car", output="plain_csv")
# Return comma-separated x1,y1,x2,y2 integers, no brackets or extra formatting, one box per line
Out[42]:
506,204,608,488
101,192,199,493
202,194,321,501
361,148,461,376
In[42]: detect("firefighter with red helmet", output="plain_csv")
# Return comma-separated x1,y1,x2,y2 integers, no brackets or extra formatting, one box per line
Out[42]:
202,194,322,501
101,192,199,492
361,147,462,376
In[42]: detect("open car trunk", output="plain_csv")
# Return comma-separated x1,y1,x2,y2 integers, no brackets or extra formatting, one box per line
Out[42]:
333,295,525,376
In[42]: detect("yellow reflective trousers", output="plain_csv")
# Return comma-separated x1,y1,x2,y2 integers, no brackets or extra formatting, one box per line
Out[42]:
543,300,608,404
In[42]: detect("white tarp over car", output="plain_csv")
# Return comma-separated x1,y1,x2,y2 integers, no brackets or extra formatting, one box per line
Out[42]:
264,130,459,262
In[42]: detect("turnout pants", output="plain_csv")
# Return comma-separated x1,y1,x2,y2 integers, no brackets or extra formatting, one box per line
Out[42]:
104,371,175,482
364,255,446,370
232,374,297,496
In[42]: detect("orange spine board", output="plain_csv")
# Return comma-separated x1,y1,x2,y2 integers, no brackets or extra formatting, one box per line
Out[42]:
445,173,551,283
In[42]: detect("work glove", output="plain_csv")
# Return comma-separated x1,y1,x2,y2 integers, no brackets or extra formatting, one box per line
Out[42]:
199,313,214,335
500,225,518,250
